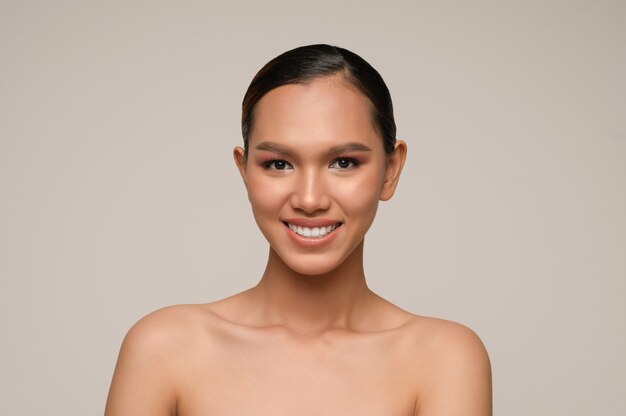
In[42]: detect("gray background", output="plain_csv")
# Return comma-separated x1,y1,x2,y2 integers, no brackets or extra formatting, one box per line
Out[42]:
1,0,625,414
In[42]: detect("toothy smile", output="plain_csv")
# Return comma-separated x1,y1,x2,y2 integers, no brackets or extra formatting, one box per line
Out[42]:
284,222,341,238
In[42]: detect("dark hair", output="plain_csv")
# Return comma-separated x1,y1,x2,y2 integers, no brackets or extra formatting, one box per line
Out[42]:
241,44,397,155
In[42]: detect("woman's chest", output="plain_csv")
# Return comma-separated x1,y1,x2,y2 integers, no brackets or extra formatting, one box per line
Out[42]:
177,333,417,415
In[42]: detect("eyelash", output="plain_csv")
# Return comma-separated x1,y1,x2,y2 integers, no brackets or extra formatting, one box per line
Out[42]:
329,158,359,169
262,160,293,170
261,158,360,171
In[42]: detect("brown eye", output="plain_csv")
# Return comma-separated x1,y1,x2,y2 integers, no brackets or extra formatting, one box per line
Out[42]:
330,158,358,169
263,160,293,170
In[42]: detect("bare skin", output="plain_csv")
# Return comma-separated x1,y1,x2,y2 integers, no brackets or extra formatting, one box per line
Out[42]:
105,75,492,415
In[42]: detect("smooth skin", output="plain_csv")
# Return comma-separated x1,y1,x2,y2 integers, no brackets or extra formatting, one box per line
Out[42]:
105,74,492,416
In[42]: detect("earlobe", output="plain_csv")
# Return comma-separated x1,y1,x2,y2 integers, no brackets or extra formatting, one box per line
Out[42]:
380,140,407,201
233,146,248,189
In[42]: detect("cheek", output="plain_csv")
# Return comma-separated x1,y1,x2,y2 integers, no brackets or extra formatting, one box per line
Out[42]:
334,168,384,217
246,175,288,217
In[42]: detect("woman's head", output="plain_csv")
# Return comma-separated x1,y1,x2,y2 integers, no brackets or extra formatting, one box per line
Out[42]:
234,45,406,276
241,44,397,157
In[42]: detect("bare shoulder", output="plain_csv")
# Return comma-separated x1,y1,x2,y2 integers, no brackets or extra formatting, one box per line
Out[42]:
105,305,215,416
125,304,209,340
406,315,490,362
401,315,492,416
117,305,211,359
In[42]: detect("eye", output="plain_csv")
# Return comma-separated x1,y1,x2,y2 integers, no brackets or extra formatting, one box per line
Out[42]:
263,159,293,170
329,158,359,169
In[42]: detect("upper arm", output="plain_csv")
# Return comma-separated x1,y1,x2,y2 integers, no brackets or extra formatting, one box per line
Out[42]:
105,310,183,416
415,323,492,416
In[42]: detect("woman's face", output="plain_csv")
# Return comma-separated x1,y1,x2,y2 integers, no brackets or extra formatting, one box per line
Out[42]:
234,74,406,276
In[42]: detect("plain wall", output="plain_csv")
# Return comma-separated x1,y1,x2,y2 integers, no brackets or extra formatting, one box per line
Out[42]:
1,0,624,414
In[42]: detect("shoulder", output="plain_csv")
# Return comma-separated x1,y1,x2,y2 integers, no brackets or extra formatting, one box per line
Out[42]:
105,305,216,415
410,316,490,362
114,304,215,378
403,316,492,415
397,315,491,375
121,304,208,353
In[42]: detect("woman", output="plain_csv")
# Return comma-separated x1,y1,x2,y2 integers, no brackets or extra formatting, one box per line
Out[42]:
105,44,492,415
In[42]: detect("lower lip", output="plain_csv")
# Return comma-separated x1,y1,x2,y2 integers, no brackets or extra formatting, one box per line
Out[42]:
284,223,342,248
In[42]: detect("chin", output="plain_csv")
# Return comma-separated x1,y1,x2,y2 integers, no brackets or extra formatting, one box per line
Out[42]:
285,259,340,277
278,251,348,277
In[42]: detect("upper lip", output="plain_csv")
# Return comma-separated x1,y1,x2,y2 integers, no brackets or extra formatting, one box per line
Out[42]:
282,218,342,227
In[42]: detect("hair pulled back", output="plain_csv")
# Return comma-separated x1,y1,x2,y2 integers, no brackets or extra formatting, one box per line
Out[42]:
241,44,397,155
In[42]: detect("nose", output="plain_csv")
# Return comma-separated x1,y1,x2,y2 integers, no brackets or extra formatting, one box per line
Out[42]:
289,167,331,214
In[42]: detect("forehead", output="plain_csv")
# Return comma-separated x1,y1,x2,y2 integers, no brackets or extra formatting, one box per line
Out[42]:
249,75,382,152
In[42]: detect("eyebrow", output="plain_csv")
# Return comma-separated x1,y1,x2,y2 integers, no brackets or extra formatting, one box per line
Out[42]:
254,142,296,157
326,142,372,157
254,141,372,158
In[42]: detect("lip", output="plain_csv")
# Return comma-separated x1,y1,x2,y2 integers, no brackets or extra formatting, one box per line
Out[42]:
282,218,342,248
282,218,342,228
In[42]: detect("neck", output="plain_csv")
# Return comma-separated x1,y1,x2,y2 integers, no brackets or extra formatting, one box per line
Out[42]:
251,241,376,335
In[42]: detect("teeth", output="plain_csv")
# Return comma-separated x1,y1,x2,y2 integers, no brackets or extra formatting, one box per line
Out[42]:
287,223,339,238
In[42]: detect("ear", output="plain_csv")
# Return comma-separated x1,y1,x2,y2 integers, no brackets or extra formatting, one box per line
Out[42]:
379,140,407,201
233,146,248,189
